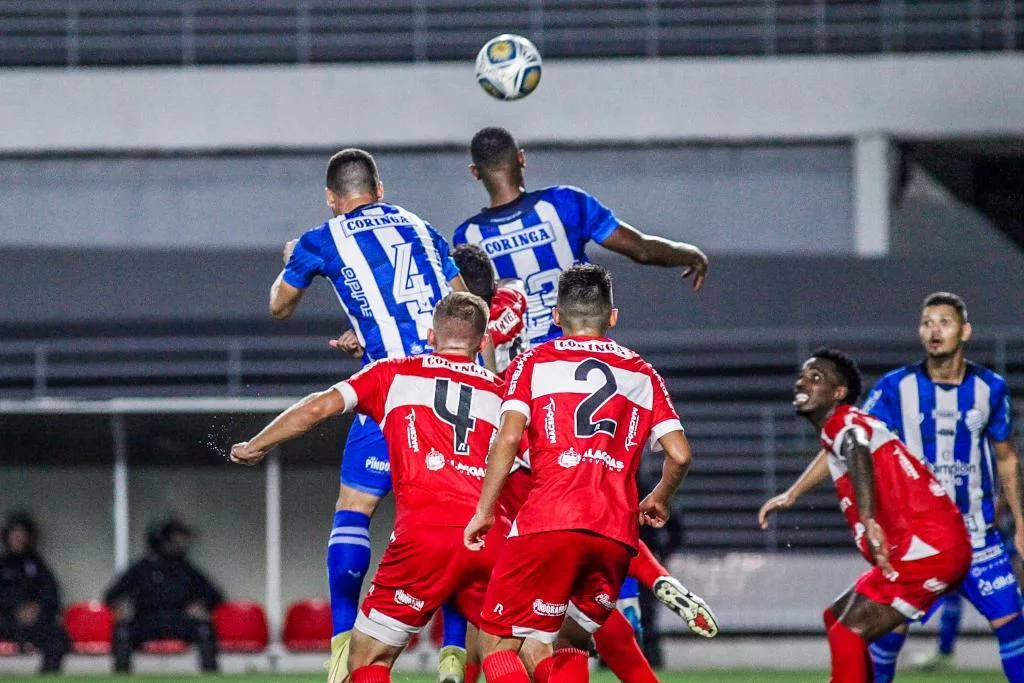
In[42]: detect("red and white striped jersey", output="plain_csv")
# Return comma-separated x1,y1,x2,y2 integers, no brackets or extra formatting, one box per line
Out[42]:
501,336,683,550
821,405,969,565
334,353,504,534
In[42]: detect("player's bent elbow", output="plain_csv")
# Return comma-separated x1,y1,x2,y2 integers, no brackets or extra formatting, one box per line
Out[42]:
269,301,292,319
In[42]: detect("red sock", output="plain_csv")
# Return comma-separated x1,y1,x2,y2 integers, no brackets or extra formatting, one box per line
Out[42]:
534,656,555,683
823,606,838,631
594,610,658,683
466,661,481,683
350,664,392,683
628,540,669,589
827,622,871,683
549,647,589,683
482,650,530,683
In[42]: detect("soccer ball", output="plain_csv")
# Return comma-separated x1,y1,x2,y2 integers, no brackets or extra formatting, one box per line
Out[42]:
474,34,542,101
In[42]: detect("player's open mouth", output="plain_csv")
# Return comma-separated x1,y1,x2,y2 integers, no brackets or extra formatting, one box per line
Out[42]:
793,392,809,407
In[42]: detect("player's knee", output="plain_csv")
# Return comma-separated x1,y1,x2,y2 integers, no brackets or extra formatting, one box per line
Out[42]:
337,484,382,516
991,612,1021,630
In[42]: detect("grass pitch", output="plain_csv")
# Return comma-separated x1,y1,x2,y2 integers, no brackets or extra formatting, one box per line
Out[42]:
16,671,1007,682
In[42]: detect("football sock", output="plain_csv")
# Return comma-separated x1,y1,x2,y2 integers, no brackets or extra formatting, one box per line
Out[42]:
482,650,530,683
628,541,670,589
550,648,590,683
827,621,871,683
327,510,372,635
534,656,555,683
868,630,904,683
594,609,658,683
466,660,481,683
937,593,963,656
350,664,391,683
441,602,468,648
994,615,1024,683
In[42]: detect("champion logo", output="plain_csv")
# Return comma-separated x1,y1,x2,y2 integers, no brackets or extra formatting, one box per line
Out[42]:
425,449,445,472
595,593,615,611
532,599,567,617
395,590,425,611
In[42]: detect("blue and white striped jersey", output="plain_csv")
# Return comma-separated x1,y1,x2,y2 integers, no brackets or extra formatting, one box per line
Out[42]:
283,202,460,364
862,361,1014,548
453,186,620,346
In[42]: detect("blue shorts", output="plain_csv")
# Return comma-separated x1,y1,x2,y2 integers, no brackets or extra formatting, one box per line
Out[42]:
925,532,1022,623
339,414,392,497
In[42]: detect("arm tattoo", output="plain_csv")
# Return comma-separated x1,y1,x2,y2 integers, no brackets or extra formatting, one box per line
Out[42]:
842,428,877,521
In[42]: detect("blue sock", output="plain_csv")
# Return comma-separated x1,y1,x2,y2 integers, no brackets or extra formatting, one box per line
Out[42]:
937,593,962,655
869,630,905,683
441,603,467,649
994,615,1024,683
326,510,371,636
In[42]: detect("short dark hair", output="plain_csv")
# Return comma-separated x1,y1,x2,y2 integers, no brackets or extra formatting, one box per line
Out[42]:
923,291,968,322
326,149,380,197
557,264,613,329
433,292,489,342
2,511,36,548
810,347,863,406
470,127,519,172
452,244,496,304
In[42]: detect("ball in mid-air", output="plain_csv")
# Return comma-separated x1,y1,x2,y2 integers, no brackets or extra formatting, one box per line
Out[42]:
474,34,542,101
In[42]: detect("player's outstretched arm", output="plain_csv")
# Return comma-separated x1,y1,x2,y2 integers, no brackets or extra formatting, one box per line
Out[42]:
269,239,306,319
758,448,830,529
230,389,346,466
465,411,527,550
600,223,709,291
993,439,1024,557
639,430,693,528
842,429,895,579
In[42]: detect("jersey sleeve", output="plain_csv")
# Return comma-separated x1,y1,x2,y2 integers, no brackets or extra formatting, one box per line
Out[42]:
861,377,902,437
564,186,620,245
452,223,468,246
488,287,528,346
331,360,393,424
428,224,461,282
648,366,683,451
987,378,1013,442
282,229,326,289
822,409,872,459
501,349,537,423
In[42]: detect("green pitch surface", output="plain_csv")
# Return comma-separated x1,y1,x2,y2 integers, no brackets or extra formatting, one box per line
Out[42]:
17,671,1006,683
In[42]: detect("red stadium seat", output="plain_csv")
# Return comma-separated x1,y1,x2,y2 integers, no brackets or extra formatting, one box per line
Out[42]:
64,601,114,655
140,639,190,654
282,599,332,652
212,601,269,653
0,641,20,655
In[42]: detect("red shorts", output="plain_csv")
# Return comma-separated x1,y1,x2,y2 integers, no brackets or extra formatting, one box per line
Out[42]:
480,530,631,644
853,541,971,620
356,525,497,647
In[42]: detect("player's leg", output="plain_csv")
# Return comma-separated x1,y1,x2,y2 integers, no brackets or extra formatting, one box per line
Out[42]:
328,416,391,681
869,622,908,683
347,629,405,683
464,622,482,683
958,537,1024,683
439,602,469,683
593,609,659,683
629,539,718,638
829,591,906,683
908,592,960,671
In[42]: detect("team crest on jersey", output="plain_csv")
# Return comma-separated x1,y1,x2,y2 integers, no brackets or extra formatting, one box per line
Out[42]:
965,408,987,433
595,593,615,611
558,448,582,469
557,447,624,471
479,223,555,258
425,449,445,472
532,599,567,617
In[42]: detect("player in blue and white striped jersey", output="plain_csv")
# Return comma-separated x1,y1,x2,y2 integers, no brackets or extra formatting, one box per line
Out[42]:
453,127,709,347
862,292,1024,683
269,149,466,683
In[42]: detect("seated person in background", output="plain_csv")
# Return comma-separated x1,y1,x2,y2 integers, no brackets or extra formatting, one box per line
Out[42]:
104,518,223,674
0,511,69,674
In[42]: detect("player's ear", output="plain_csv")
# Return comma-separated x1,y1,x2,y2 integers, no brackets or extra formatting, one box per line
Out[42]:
607,308,619,330
834,384,849,404
470,163,481,180
324,187,335,211
552,307,561,327
960,321,973,344
427,328,438,348
517,149,526,168
375,181,384,200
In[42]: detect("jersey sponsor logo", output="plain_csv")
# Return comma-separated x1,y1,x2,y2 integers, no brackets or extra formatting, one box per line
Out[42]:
973,544,1005,564
936,428,956,437
506,350,532,394
896,452,920,480
932,461,976,478
449,459,486,479
553,338,632,358
493,603,504,615
480,223,555,258
341,213,414,235
532,599,568,617
425,449,445,472
595,593,615,611
557,447,624,471
965,408,988,433
931,408,961,421
342,266,374,317
423,355,494,381
839,496,853,513
366,456,390,473
625,407,640,448
394,589,425,611
544,398,557,444
922,578,948,593
978,572,1017,596
406,412,420,452
929,479,949,498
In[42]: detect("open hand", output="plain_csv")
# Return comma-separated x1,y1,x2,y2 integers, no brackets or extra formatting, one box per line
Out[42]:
758,492,794,529
681,248,709,292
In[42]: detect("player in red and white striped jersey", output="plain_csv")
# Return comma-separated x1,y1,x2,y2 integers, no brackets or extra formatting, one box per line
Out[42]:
230,293,507,683
464,264,698,683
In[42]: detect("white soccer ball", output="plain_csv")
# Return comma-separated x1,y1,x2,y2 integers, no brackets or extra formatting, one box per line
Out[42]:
474,34,542,101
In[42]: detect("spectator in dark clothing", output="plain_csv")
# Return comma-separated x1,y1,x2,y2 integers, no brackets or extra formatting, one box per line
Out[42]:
104,518,223,673
0,511,69,673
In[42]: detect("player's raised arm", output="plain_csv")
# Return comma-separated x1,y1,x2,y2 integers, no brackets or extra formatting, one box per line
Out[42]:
464,410,526,550
270,235,317,319
840,428,895,578
230,388,348,466
758,448,830,529
599,222,709,291
639,430,693,528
